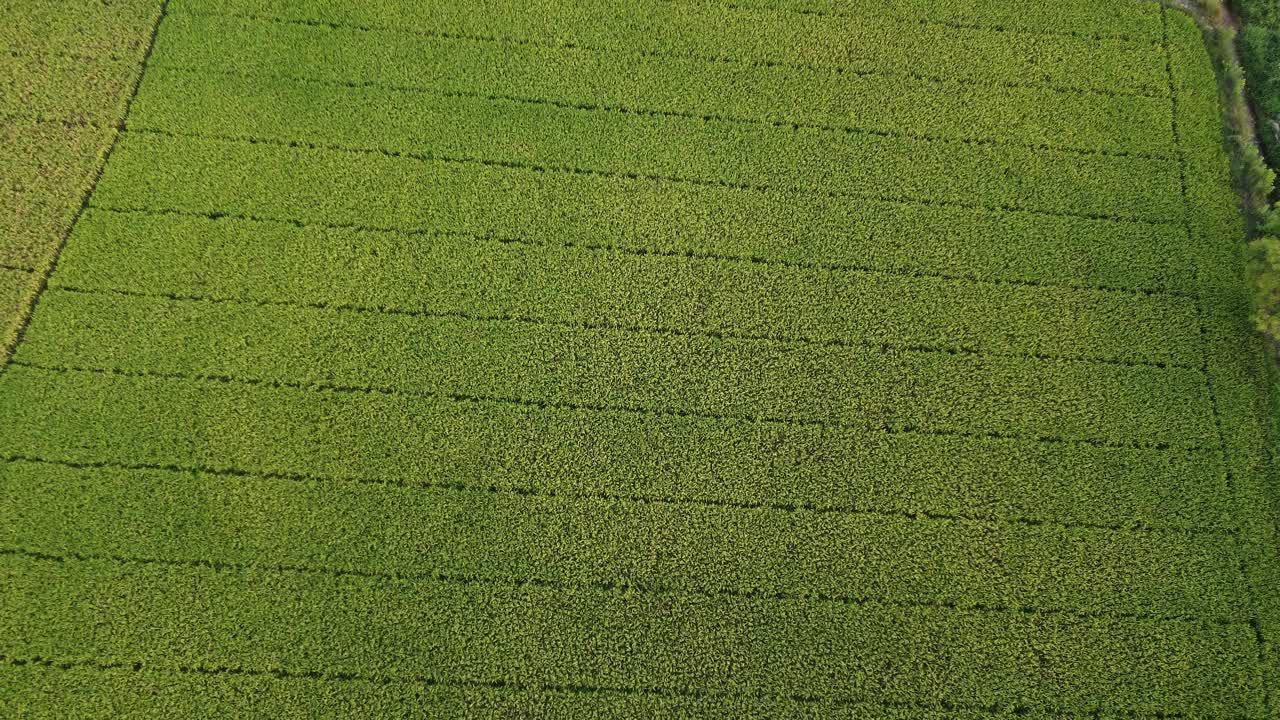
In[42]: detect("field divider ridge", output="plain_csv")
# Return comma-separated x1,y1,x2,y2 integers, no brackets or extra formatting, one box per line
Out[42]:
675,0,1154,45
85,204,1199,301
48,281,1201,373
0,545,1249,636
0,651,1220,720
145,62,1175,163
117,125,1183,230
0,0,171,370
0,450,1235,539
169,7,1168,102
5,359,1218,455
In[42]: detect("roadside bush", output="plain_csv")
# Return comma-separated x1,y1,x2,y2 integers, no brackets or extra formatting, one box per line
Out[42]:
1251,234,1280,342
1202,19,1280,344
1230,0,1280,169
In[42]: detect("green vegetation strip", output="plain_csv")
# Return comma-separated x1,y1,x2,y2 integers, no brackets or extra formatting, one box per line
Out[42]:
91,132,1197,295
125,67,1183,224
149,12,1176,159
169,0,1168,97
0,458,1247,621
0,552,1261,716
0,365,1233,535
1167,9,1280,714
14,288,1218,449
55,209,1204,368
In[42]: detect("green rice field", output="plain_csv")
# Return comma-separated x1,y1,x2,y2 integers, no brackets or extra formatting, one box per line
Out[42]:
1,0,1279,717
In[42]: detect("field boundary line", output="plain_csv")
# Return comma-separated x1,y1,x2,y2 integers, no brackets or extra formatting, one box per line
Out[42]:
670,0,1158,45
1160,6,1272,713
0,452,1236,537
0,1,171,371
86,204,1201,300
49,283,1204,372
0,546,1250,631
121,125,1185,229
6,360,1219,454
147,62,1176,163
0,652,1225,720
172,7,1168,102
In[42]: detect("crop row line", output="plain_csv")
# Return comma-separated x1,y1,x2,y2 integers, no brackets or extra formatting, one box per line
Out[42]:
0,263,35,274
0,545,1247,634
0,652,1211,720
683,0,1154,45
0,449,1233,544
120,125,1182,231
1159,7,1273,712
0,111,106,130
171,8,1166,102
3,47,126,64
0,1,170,370
149,61,1174,163
50,282,1200,373
8,359,1219,455
86,204,1199,302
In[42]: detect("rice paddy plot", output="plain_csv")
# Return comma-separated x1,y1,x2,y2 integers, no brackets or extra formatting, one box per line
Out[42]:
1,0,1278,717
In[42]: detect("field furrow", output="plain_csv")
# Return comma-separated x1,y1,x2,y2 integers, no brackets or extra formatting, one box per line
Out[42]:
123,69,1183,224
167,0,1169,96
13,288,1219,449
148,13,1177,158
0,458,1248,621
91,132,1197,294
52,210,1205,368
3,657,1162,720
0,552,1261,716
0,365,1234,534
690,0,1166,44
